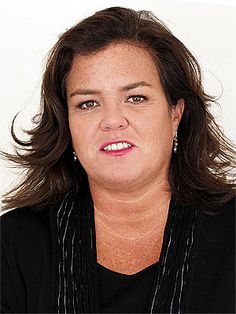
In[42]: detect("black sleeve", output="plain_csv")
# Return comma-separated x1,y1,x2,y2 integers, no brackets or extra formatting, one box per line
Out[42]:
0,208,55,314
189,197,235,313
1,242,18,313
1,211,25,313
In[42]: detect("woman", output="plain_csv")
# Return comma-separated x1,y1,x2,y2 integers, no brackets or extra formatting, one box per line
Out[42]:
1,6,235,314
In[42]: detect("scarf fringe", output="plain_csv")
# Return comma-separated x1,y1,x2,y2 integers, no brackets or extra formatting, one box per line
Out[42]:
56,183,197,313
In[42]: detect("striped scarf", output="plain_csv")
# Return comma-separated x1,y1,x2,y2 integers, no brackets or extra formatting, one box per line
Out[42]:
56,181,197,313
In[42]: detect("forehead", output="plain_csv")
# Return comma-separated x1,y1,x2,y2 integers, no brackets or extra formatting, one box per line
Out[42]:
67,42,159,87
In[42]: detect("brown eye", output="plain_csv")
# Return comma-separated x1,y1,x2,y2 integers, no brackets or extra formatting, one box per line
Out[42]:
128,95,147,103
78,101,99,110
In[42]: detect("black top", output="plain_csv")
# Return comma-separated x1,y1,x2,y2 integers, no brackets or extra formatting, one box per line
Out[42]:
97,262,158,313
1,197,235,313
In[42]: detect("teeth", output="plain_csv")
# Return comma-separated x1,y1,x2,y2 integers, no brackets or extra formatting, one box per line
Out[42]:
103,142,132,151
111,143,117,150
117,143,123,150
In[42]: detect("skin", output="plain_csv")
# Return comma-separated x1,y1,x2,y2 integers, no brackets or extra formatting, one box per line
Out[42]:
67,42,184,274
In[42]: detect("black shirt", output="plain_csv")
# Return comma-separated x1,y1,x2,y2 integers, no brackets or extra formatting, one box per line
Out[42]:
1,197,235,313
97,262,158,313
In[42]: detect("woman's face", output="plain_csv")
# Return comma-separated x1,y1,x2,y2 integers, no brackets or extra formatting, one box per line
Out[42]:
67,43,184,191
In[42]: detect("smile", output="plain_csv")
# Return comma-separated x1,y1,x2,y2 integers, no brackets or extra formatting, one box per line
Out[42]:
103,142,132,151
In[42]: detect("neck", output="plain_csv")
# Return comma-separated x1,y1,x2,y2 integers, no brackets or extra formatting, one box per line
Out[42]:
89,177,171,238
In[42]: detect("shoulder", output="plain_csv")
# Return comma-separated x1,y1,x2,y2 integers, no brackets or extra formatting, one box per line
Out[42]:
1,206,55,284
215,195,235,215
1,206,49,225
198,196,235,235
1,206,51,233
189,199,235,312
0,206,54,252
195,196,235,273
1,207,56,313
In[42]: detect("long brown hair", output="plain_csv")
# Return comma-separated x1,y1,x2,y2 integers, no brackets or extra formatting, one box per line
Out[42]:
2,6,235,211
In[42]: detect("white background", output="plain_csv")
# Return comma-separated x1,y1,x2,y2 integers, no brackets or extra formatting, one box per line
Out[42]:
0,0,236,207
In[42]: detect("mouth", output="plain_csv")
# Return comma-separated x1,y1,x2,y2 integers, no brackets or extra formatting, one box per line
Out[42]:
99,140,135,155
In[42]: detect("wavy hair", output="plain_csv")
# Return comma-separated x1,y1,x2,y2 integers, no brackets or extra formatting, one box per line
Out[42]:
2,6,235,210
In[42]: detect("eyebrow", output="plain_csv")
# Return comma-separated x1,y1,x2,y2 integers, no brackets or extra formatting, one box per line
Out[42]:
69,81,153,98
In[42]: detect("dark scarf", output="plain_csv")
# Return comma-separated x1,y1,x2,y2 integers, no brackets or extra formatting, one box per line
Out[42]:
56,181,197,313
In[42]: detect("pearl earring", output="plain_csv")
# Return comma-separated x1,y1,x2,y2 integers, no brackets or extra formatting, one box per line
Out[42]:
173,132,178,154
73,151,77,161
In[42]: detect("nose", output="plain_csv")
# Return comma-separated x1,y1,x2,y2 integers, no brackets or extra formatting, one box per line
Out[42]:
99,103,129,131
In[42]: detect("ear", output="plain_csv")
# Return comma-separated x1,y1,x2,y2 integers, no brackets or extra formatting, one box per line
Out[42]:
171,98,185,136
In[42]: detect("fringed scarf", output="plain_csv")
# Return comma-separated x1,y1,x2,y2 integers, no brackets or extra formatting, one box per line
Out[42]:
56,182,197,313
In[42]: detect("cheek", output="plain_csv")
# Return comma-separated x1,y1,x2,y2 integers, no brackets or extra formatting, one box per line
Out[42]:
69,117,86,148
143,112,173,138
69,116,96,160
142,115,174,154
69,117,79,142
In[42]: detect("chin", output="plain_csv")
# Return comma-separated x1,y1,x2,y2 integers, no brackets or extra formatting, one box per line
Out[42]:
91,170,146,190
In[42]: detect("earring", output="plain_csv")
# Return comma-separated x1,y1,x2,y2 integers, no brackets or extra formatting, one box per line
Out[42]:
173,131,178,154
73,151,77,161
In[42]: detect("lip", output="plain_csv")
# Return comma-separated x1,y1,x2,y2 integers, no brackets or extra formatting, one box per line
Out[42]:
99,140,136,151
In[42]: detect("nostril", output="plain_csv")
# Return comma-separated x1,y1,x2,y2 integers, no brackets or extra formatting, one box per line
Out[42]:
118,124,125,129
100,117,129,131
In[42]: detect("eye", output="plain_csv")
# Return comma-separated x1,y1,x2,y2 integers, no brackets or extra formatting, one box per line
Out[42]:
127,95,147,103
77,100,99,110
